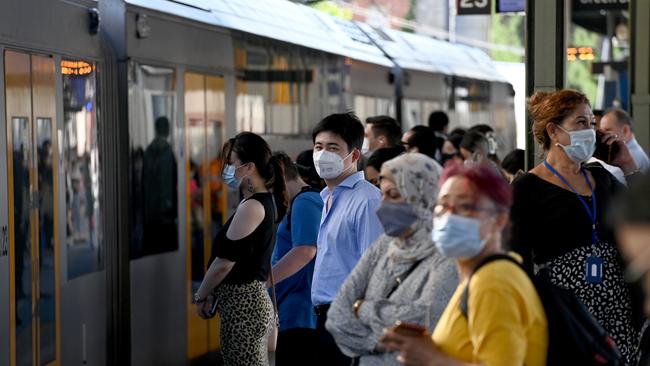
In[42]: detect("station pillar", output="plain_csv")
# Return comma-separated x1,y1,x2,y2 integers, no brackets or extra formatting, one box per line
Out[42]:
631,0,650,151
525,0,565,169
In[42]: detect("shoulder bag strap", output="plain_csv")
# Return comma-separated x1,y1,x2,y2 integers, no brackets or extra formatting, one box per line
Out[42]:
459,254,523,318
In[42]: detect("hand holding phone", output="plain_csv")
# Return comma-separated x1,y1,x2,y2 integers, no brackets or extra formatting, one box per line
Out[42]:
594,129,620,163
594,129,638,173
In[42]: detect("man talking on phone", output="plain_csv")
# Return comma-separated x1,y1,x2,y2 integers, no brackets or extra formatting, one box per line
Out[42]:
600,108,650,173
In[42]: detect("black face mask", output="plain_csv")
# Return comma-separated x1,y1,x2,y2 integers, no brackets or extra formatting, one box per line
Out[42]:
440,153,460,166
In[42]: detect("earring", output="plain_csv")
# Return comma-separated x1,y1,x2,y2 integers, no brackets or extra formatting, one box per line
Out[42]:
247,178,254,193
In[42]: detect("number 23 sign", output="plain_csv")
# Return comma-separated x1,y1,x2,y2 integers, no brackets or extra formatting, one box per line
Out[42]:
457,0,492,15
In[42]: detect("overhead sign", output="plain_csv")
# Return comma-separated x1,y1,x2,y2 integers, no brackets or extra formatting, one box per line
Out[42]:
457,0,492,15
496,0,525,13
573,0,629,11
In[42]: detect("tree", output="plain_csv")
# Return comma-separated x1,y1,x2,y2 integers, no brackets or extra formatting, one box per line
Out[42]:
489,13,524,62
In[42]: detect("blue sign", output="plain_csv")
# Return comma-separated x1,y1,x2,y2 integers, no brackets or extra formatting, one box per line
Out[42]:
497,0,525,13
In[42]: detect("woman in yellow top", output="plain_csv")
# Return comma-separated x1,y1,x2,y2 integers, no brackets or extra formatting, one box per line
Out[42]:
381,163,548,366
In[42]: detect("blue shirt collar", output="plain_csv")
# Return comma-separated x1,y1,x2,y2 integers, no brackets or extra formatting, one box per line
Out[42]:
320,171,365,199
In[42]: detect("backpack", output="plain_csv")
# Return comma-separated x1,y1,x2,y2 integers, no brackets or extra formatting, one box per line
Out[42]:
286,186,320,231
460,254,623,366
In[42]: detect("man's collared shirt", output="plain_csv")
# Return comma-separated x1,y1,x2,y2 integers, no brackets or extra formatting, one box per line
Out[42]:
628,137,650,173
311,171,383,306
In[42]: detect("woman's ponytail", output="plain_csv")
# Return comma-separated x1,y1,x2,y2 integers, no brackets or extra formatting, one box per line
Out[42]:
267,156,288,222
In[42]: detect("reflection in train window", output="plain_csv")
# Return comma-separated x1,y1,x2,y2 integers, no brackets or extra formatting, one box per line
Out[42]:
234,38,346,137
62,59,103,279
128,63,178,259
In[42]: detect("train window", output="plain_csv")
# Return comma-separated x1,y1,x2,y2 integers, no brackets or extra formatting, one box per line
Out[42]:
354,95,395,123
62,59,103,279
234,39,345,138
128,63,178,259
403,99,423,130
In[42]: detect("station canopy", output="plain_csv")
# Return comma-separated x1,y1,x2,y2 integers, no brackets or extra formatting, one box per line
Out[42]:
125,0,508,83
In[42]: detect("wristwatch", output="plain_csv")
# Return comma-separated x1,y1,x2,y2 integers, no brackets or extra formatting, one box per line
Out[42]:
193,293,206,304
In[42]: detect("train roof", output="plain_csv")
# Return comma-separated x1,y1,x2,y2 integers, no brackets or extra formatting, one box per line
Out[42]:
125,0,508,83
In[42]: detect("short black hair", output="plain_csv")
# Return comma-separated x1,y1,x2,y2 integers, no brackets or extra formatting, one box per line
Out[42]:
448,129,466,150
273,151,298,181
593,109,604,117
296,149,325,190
366,146,405,171
468,124,494,135
407,125,437,159
460,130,489,155
368,118,402,147
312,112,364,152
428,111,449,132
501,149,525,175
366,115,397,126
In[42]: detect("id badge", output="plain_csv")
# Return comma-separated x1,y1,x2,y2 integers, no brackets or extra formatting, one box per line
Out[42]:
585,256,603,284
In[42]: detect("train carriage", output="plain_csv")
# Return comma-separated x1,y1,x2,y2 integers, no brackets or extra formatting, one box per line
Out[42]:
0,0,516,365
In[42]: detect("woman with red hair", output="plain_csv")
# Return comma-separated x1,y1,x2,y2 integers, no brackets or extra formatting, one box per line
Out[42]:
380,163,548,366
510,89,641,363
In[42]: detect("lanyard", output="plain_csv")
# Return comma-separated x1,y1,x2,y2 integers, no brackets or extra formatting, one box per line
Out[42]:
543,161,599,245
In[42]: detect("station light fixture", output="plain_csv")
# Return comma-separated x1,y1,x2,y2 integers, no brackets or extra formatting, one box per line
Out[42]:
567,47,595,61
61,60,94,75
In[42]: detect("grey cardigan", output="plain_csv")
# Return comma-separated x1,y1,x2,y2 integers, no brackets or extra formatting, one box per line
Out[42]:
325,235,458,366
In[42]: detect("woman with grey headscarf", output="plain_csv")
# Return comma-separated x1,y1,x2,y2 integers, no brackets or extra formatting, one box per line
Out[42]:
325,152,458,366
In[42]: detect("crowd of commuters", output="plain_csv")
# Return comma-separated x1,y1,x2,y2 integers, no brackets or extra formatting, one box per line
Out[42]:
192,91,650,366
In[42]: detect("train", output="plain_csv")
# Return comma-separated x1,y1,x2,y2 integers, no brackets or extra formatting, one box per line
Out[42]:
0,0,515,365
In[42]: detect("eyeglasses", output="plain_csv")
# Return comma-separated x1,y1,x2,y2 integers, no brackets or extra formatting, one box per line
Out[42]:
433,201,497,218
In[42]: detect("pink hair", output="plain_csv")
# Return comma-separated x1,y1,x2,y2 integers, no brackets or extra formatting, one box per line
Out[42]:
440,163,513,210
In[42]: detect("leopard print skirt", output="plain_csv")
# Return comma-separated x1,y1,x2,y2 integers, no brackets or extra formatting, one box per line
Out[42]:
215,281,273,366
542,242,640,365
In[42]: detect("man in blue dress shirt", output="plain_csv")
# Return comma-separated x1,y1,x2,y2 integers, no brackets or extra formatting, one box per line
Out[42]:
310,112,384,365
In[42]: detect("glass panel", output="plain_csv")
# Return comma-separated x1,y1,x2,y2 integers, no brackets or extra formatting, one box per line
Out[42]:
185,73,206,296
403,99,422,130
234,41,342,137
12,116,33,366
62,60,103,279
206,76,226,245
36,117,56,365
128,63,178,258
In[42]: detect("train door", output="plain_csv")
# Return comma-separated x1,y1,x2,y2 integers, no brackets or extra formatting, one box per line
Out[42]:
4,50,60,366
185,72,226,360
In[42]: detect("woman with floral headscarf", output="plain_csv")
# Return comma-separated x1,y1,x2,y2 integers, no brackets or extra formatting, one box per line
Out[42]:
325,153,458,366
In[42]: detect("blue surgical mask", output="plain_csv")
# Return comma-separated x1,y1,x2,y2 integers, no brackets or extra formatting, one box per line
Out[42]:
376,202,419,237
222,164,243,190
432,214,486,259
556,125,596,163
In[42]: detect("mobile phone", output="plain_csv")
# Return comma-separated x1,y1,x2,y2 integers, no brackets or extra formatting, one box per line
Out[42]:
594,130,620,163
391,321,427,337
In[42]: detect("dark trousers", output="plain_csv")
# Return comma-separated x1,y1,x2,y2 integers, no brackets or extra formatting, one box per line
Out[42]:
315,305,352,366
275,328,318,366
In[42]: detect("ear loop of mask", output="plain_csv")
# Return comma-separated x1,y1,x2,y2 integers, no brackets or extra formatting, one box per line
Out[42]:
554,124,573,148
340,150,356,175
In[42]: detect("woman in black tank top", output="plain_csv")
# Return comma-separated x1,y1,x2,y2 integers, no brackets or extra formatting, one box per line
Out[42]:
194,132,288,366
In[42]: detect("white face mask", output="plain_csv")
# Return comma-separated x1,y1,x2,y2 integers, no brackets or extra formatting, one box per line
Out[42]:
313,150,353,180
556,126,596,163
361,138,371,155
